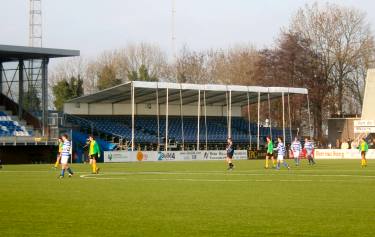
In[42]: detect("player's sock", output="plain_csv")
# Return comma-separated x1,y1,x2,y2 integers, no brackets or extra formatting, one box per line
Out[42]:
362,159,366,167
54,161,59,168
272,160,276,167
67,167,73,175
283,162,289,168
60,169,65,177
92,163,97,173
265,159,269,168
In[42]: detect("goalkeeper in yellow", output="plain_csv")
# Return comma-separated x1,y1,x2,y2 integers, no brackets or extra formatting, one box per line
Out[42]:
359,138,368,168
265,136,276,168
88,135,101,174
53,137,63,169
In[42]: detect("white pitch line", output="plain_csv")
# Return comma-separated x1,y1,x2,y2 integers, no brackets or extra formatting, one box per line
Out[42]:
78,171,375,179
79,175,374,183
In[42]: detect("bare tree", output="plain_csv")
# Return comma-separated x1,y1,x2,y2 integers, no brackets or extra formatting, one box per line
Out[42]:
84,49,126,92
256,32,330,139
210,45,260,85
49,57,87,85
123,43,167,81
290,2,375,115
170,46,211,84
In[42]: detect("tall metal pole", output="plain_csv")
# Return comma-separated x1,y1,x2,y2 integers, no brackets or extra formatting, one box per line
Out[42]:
307,94,312,139
282,92,286,143
267,92,272,139
179,88,185,150
226,91,229,133
41,58,49,137
70,129,73,164
257,92,260,150
204,90,208,150
0,63,3,95
29,0,42,100
165,88,169,151
156,85,160,151
171,0,176,62
197,90,201,151
287,93,293,143
131,83,135,151
18,60,24,120
247,91,251,149
228,90,232,138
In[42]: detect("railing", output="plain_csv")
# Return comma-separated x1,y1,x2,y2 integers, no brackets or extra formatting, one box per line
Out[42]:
0,136,56,146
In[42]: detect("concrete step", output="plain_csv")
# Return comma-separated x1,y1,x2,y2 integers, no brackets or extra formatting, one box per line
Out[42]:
25,125,34,129
17,120,27,126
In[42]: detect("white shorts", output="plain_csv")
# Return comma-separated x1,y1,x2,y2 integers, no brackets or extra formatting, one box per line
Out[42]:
277,155,284,161
61,156,70,164
293,152,300,158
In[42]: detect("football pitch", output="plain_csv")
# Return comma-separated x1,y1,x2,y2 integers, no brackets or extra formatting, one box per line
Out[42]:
0,160,374,237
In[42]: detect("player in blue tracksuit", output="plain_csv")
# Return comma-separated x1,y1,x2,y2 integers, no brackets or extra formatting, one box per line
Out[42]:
304,138,315,165
226,138,235,170
275,137,290,170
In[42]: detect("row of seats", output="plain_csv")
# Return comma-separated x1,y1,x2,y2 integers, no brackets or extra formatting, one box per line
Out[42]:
67,115,294,144
0,117,31,137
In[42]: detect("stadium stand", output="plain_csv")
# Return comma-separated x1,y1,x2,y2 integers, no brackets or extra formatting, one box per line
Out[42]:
63,81,308,151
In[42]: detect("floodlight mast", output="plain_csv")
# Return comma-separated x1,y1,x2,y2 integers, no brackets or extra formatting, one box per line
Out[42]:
28,0,43,88
29,0,46,136
171,0,176,62
29,0,42,47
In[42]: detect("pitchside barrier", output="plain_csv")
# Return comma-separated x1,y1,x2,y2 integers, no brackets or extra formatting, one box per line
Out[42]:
104,150,248,162
314,149,375,159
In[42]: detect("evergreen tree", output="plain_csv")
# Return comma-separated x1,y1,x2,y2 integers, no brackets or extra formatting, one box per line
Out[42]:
52,76,84,111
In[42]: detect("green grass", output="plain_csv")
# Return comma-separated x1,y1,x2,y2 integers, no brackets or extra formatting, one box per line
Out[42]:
0,159,374,237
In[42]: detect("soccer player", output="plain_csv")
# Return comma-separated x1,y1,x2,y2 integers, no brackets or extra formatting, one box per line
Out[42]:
359,138,368,168
226,138,235,171
275,137,290,170
53,137,63,169
265,136,276,169
58,134,74,179
291,137,302,166
88,135,100,174
304,138,315,165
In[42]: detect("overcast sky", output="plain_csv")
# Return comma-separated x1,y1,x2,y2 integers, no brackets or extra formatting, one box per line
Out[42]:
1,0,375,60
